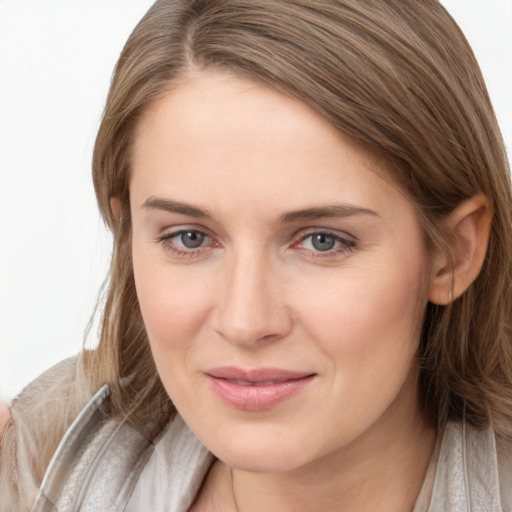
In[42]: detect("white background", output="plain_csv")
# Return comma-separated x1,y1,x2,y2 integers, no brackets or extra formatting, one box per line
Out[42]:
1,0,511,400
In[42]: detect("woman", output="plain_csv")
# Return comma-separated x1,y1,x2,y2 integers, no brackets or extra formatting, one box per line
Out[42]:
1,0,512,510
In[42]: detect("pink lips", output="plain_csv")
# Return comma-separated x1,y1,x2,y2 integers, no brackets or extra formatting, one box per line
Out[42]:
205,367,315,411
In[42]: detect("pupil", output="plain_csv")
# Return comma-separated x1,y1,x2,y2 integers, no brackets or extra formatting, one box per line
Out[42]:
312,234,335,251
181,231,205,248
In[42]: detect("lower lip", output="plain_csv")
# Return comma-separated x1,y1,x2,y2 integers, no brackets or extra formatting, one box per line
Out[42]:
206,375,315,411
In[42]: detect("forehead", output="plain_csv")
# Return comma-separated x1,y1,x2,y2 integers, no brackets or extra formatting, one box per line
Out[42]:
130,70,410,222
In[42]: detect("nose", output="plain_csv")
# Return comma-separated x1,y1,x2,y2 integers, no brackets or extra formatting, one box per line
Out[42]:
213,249,293,348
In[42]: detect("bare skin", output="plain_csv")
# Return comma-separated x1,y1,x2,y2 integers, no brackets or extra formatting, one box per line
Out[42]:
189,367,436,512
189,461,236,512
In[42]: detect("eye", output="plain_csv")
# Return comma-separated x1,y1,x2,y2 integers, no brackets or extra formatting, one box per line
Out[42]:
156,228,213,256
304,233,340,252
296,230,356,256
174,230,206,249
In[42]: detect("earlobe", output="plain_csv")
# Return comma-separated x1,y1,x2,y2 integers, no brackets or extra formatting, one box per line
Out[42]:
110,197,122,221
429,194,491,305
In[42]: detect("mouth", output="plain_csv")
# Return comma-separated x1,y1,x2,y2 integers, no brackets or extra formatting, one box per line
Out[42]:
222,379,301,386
205,367,316,411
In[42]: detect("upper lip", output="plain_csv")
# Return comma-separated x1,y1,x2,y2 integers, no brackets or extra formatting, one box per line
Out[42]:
205,366,315,383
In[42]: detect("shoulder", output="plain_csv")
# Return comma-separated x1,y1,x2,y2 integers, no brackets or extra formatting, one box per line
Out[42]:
126,415,213,512
0,399,10,439
496,434,512,509
428,422,508,510
10,352,95,456
0,352,97,512
33,387,182,511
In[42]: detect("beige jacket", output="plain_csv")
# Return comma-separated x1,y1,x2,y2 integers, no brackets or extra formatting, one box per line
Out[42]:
0,357,94,512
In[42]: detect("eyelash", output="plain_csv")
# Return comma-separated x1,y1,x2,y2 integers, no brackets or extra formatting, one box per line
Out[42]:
155,228,357,258
155,229,215,258
294,230,357,258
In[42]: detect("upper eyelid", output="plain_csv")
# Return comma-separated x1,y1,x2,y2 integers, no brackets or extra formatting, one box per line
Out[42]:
158,225,212,238
293,227,357,243
157,229,211,243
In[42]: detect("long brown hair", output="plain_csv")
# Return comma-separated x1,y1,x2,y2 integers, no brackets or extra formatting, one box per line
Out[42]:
89,0,512,438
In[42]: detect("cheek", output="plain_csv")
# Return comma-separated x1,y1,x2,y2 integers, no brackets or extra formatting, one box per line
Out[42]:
296,254,429,363
132,246,212,354
132,256,214,405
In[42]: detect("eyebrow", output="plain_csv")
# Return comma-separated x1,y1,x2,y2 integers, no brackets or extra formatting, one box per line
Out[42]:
280,205,379,223
142,197,211,218
142,196,379,222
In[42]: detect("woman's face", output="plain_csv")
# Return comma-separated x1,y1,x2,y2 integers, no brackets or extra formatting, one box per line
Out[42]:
130,71,432,473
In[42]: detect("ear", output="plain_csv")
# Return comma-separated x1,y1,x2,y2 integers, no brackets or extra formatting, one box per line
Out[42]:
110,197,122,221
429,194,491,305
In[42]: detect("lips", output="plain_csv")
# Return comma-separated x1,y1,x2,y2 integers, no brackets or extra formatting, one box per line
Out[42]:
205,367,316,411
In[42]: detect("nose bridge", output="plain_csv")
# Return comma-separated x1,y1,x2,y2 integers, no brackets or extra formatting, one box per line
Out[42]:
215,243,290,346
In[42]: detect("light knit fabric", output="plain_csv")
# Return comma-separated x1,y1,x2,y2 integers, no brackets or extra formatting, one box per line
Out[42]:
125,417,213,512
0,356,94,512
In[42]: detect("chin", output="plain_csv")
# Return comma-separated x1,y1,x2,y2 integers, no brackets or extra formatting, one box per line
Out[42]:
217,447,307,473
203,428,319,473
